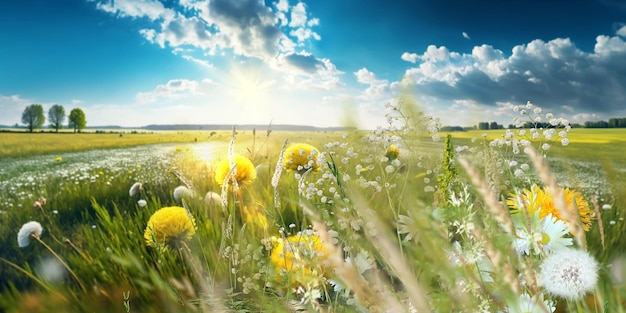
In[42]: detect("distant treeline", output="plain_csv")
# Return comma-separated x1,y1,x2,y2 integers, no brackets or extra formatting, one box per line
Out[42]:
583,117,626,128
439,117,626,131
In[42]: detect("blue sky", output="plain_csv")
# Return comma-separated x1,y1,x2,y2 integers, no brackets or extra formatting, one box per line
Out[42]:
1,0,625,128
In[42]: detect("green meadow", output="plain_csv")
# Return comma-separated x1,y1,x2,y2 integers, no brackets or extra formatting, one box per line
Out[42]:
1,115,625,312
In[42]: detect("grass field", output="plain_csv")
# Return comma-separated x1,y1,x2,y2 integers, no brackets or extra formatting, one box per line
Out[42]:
1,122,625,312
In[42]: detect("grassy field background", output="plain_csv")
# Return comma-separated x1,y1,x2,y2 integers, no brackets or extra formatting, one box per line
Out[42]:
0,127,625,312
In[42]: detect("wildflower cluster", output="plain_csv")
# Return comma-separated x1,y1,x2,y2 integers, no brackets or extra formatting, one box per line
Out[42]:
2,99,616,313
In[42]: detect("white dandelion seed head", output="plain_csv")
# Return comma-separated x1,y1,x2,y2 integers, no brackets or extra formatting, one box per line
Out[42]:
173,186,192,202
561,138,570,146
18,221,43,248
129,182,142,197
539,248,599,300
205,191,223,205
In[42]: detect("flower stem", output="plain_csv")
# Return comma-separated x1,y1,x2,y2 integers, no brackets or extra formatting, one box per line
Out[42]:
32,234,86,292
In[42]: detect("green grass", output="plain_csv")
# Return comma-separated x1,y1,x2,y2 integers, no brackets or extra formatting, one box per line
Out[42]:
0,124,625,312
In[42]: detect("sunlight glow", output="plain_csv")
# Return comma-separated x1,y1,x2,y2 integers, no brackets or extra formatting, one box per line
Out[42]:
226,65,275,107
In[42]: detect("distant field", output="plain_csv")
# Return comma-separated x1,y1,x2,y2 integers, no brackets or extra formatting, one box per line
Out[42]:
446,128,626,144
0,129,352,158
445,128,626,167
0,131,227,158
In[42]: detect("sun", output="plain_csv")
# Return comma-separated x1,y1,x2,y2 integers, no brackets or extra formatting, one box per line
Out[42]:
227,64,274,106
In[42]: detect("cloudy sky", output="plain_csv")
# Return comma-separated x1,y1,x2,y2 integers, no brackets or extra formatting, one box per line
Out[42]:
1,0,625,128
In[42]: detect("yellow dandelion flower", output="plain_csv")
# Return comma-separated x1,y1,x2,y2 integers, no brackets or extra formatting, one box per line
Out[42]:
507,185,594,231
144,206,196,248
284,143,321,174
214,156,257,187
384,144,400,161
55,157,62,162
270,232,331,285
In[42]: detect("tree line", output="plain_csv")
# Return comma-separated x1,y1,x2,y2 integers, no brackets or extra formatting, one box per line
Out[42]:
21,104,87,133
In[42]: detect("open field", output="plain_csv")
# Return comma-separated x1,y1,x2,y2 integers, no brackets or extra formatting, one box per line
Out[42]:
1,125,625,312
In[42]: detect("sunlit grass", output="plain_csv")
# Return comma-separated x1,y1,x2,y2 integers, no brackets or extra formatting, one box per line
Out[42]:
1,104,625,312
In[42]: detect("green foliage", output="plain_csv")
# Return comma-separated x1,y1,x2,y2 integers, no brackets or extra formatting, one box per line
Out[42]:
21,104,45,133
47,105,66,133
435,134,457,205
68,108,87,133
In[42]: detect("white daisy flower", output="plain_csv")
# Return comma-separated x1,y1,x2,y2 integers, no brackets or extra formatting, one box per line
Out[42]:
17,221,43,248
539,248,599,300
513,213,572,256
504,293,555,313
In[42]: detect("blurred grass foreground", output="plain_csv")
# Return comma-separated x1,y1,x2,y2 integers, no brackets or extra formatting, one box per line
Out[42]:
0,99,625,313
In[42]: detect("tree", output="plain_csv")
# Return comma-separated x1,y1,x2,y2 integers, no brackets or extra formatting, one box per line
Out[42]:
478,122,489,130
21,104,45,132
48,104,66,133
68,108,87,133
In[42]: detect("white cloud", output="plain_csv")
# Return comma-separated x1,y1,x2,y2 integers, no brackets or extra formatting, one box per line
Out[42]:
462,32,471,40
289,2,308,27
0,94,31,126
96,0,173,21
181,55,214,68
290,27,320,42
401,52,419,63
399,32,626,124
136,79,215,104
618,25,626,37
354,68,391,111
95,0,320,65
275,0,289,12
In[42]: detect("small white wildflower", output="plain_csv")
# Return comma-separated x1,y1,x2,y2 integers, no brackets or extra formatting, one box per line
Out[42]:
539,248,599,300
385,165,395,173
504,293,555,313
549,118,559,126
534,107,542,114
514,169,524,178
520,163,530,171
561,138,569,146
546,113,554,119
137,199,147,207
602,204,611,210
18,221,43,248
542,143,551,151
